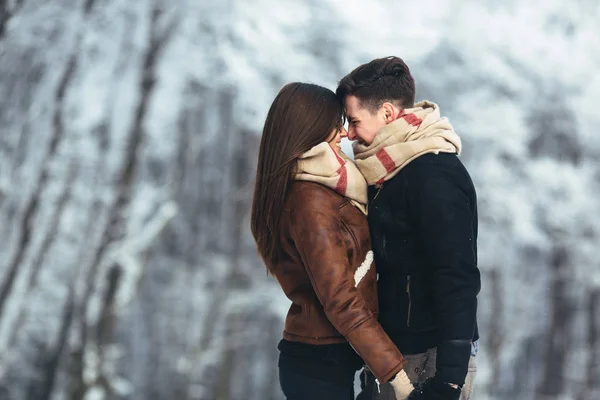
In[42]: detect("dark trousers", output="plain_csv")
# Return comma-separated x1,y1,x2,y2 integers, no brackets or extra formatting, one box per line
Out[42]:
278,353,355,400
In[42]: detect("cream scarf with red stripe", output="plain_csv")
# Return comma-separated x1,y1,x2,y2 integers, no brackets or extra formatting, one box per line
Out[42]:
353,101,461,186
295,142,368,215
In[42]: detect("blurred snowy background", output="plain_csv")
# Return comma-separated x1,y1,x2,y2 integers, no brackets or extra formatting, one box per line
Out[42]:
1,0,599,399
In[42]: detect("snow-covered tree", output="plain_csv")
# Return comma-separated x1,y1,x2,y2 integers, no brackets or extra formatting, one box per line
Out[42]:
0,0,598,399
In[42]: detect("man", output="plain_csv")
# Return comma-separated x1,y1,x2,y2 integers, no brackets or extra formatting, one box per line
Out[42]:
336,57,480,400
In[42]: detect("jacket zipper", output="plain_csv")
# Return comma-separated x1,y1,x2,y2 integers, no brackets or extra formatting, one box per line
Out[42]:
406,275,412,327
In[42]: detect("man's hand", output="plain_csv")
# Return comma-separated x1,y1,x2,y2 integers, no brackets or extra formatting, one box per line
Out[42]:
408,377,461,400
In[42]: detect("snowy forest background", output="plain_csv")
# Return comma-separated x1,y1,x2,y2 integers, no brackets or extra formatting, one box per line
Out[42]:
1,0,599,399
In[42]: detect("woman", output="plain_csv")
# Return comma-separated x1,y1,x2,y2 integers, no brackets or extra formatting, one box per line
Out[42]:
250,82,414,400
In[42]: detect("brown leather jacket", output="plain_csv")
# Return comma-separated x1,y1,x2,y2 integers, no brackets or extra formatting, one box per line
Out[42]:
270,181,406,383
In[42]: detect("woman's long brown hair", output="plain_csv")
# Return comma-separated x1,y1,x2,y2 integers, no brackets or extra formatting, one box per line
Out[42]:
250,82,344,272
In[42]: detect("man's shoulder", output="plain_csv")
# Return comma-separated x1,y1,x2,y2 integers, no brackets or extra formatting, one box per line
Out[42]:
396,153,476,201
402,153,470,179
407,152,462,168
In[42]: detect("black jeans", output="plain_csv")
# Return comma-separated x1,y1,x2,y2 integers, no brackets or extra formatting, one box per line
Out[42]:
278,353,356,400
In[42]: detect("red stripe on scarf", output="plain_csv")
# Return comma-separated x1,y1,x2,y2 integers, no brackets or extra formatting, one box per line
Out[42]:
333,150,345,167
402,113,422,127
376,149,396,172
336,166,348,194
332,148,348,194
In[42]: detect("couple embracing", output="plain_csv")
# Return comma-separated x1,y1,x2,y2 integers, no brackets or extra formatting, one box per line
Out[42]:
251,56,480,400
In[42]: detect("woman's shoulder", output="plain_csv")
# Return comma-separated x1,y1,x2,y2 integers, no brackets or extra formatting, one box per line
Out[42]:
285,181,345,212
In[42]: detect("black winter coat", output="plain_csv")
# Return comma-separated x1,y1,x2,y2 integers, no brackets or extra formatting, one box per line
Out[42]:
367,152,480,386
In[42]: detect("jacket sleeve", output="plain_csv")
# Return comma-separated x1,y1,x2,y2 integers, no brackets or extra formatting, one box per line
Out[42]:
288,198,405,383
407,162,481,386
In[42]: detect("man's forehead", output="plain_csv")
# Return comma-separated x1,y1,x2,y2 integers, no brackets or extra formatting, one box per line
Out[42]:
344,95,359,107
344,96,362,117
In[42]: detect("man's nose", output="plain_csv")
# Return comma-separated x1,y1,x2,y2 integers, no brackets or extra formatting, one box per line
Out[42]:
347,127,357,140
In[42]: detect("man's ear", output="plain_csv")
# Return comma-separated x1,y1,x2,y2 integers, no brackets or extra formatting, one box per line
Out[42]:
381,102,401,122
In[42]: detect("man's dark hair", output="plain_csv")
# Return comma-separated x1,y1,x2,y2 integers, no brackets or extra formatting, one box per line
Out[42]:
336,56,416,113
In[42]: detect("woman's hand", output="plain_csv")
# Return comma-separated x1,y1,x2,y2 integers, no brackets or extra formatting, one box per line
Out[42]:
390,369,414,400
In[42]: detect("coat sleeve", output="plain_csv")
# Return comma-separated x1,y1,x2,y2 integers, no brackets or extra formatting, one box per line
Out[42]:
288,195,405,383
407,162,481,386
